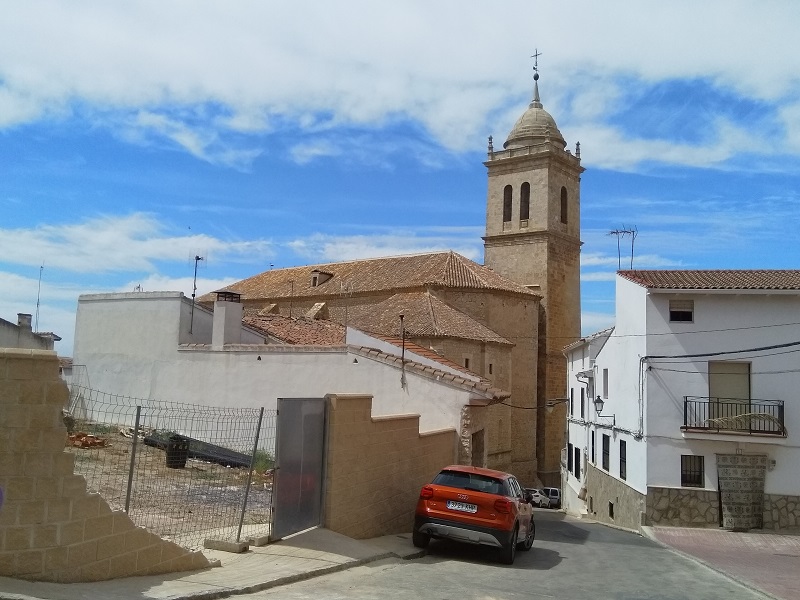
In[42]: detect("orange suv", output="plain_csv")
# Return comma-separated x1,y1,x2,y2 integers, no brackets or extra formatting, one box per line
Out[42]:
412,465,535,564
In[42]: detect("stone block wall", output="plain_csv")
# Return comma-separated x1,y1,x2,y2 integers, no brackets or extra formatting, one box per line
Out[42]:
585,463,646,532
763,493,800,530
645,486,719,528
324,394,456,539
0,348,211,582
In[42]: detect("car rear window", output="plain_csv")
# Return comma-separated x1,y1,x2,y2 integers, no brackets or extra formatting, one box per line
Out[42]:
433,470,505,495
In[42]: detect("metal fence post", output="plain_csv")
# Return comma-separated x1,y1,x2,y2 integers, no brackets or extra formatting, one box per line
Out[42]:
125,405,142,513
237,407,265,543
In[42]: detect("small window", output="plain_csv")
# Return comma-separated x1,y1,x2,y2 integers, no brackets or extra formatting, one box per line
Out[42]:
591,430,595,464
574,446,581,479
580,387,585,419
681,455,704,487
464,358,470,369
602,368,609,399
520,182,530,221
570,388,574,416
503,185,513,223
560,187,568,224
620,440,627,481
609,502,614,519
602,434,610,471
488,363,493,375
670,300,694,322
567,442,574,473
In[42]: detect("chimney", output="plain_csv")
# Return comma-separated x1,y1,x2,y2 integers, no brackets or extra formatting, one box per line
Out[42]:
17,313,32,331
212,291,243,348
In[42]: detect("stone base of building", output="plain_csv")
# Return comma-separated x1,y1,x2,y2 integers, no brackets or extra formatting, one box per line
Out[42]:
584,464,645,532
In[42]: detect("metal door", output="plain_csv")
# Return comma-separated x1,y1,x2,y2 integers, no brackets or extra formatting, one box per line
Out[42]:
271,398,326,541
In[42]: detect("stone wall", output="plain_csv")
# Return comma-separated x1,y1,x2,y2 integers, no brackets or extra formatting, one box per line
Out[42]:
324,394,456,539
645,487,719,528
585,463,646,532
763,493,800,530
0,348,210,582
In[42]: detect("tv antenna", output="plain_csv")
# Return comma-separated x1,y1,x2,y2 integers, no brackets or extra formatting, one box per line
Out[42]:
608,227,638,269
189,255,204,334
35,263,44,332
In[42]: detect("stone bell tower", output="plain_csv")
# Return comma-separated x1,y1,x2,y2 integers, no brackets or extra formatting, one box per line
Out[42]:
483,66,583,487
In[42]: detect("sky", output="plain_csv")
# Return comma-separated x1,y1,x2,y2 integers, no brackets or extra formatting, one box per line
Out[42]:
2,1,799,356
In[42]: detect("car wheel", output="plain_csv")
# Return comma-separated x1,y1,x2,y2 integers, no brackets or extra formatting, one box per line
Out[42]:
412,529,430,549
499,527,517,564
517,521,534,551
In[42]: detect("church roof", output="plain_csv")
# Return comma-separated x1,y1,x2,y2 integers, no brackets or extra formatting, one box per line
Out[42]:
243,314,345,345
341,291,513,345
504,77,566,150
618,270,800,290
206,251,539,301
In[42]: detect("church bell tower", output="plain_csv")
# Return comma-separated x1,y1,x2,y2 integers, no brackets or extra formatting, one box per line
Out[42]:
483,64,583,486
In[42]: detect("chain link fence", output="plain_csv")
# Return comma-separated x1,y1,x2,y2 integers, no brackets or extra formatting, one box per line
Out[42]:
65,385,277,550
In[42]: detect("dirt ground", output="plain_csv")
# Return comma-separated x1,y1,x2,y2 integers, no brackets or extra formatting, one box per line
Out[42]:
66,428,273,549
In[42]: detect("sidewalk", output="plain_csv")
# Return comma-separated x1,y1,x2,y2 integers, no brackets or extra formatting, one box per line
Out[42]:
642,526,800,600
0,528,423,600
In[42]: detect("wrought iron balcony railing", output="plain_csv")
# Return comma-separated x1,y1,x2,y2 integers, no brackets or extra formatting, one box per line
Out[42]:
682,396,786,436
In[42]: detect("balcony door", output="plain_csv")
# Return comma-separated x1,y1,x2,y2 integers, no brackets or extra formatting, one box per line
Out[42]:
708,361,750,425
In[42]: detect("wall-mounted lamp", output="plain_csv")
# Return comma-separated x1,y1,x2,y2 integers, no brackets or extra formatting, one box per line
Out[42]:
594,396,615,427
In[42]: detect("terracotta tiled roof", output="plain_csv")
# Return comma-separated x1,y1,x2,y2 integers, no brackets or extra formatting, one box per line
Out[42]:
619,270,800,290
365,332,484,379
342,291,512,345
243,314,345,345
199,251,538,302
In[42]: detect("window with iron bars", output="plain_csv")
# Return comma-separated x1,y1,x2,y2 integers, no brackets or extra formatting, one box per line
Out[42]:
681,455,704,487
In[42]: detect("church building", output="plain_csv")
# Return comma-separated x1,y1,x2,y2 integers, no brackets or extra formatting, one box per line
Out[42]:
204,69,583,487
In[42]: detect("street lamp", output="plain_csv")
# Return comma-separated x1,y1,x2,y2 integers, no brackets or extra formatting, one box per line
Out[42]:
594,396,615,427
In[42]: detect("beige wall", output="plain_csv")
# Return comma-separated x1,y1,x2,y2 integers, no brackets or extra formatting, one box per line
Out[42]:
323,394,457,539
0,348,210,582
584,463,646,532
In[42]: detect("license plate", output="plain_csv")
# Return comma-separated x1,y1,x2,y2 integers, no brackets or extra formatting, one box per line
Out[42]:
446,500,477,513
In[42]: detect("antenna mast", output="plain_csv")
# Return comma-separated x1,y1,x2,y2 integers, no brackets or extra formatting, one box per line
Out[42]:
189,255,204,334
35,264,44,332
608,227,638,269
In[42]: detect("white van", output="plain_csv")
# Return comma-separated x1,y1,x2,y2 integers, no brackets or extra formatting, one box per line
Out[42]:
542,487,561,508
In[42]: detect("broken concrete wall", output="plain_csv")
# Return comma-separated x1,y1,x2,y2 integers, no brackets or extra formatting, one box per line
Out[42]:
0,348,211,582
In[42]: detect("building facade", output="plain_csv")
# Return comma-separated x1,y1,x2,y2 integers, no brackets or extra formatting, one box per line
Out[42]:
563,270,800,532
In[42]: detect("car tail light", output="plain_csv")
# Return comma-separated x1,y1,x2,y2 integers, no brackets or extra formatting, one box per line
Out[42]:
420,486,434,499
494,498,512,513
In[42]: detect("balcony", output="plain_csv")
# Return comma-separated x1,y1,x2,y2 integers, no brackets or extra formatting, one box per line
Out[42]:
682,396,786,437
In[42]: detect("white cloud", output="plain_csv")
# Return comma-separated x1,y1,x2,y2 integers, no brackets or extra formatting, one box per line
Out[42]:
287,233,482,263
0,214,274,274
1,1,799,169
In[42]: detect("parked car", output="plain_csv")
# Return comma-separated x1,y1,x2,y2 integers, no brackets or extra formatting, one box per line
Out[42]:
525,488,551,508
412,465,535,564
542,486,561,508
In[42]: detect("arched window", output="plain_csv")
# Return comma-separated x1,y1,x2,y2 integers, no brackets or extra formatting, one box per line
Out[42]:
560,187,568,224
519,182,530,221
503,185,512,223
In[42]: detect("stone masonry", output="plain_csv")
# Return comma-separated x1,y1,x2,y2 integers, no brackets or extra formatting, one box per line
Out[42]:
0,348,211,582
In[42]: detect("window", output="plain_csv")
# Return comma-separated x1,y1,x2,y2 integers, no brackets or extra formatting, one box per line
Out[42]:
488,363,493,375
670,299,694,322
567,442,574,473
464,358,470,369
580,387,585,419
602,368,609,399
519,182,530,221
602,434,610,471
570,388,574,416
574,446,581,480
560,187,568,224
620,440,627,481
681,455,704,487
591,431,595,464
503,185,513,222
609,502,614,519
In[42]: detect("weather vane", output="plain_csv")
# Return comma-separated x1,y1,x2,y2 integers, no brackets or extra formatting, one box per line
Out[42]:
531,48,542,78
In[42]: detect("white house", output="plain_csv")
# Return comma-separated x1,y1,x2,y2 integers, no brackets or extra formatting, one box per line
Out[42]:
563,270,800,532
71,290,509,466
0,313,60,350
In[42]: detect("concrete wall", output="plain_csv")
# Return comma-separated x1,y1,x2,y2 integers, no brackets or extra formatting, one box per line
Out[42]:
0,314,55,351
0,349,210,582
323,394,456,539
584,463,645,532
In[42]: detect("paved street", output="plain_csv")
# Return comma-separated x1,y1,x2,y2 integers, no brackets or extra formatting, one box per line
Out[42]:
244,511,773,600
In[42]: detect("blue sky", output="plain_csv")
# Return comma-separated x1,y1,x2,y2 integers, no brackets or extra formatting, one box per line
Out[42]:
2,1,799,355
